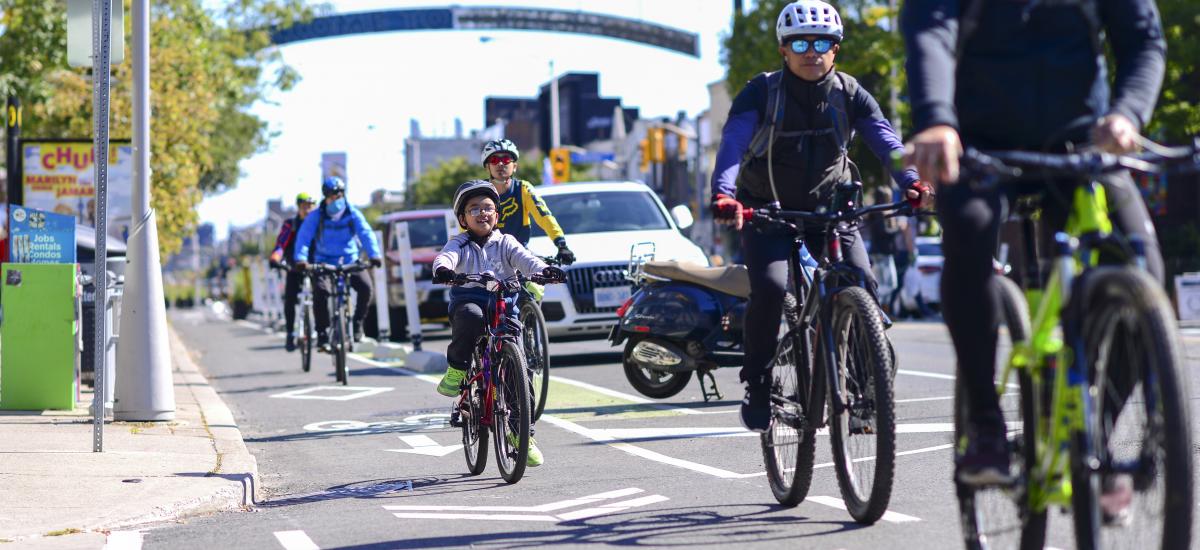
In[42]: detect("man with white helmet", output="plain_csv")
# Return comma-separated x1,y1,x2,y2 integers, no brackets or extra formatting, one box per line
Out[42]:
710,0,930,432
480,139,575,265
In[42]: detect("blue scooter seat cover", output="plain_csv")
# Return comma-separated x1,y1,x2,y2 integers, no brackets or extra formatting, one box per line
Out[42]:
642,261,750,299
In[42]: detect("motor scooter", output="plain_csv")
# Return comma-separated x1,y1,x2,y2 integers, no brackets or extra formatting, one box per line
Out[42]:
608,242,813,401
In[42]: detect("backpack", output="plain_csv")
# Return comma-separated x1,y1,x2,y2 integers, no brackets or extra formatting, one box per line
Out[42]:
740,69,862,200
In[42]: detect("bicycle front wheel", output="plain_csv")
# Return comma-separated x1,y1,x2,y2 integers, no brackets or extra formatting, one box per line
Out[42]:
1079,268,1193,550
827,286,895,524
955,275,1045,550
519,303,550,422
493,342,531,484
333,312,348,385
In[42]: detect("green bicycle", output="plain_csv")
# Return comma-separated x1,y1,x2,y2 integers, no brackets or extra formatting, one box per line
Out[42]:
952,145,1197,550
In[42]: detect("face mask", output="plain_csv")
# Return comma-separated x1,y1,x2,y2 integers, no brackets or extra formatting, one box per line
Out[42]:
326,198,346,216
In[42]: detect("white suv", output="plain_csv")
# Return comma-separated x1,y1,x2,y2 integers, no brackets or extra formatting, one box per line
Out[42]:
525,181,709,337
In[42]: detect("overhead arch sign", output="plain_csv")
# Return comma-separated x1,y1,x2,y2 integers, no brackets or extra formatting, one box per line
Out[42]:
270,6,700,58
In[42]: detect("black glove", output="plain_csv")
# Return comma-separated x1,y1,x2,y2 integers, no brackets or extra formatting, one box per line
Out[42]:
541,265,566,282
433,267,455,284
369,257,383,268
554,238,576,265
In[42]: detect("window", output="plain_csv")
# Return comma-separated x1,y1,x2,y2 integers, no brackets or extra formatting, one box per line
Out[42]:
531,191,670,236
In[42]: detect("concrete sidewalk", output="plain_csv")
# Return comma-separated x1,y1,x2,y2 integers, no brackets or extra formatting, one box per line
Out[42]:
0,323,256,546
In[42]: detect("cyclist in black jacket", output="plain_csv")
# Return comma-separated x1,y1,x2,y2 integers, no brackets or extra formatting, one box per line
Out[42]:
270,192,318,352
901,0,1166,487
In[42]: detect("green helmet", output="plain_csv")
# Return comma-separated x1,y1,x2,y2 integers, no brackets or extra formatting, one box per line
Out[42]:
296,192,316,205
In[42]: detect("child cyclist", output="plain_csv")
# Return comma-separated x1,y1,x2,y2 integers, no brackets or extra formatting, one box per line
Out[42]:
431,180,566,467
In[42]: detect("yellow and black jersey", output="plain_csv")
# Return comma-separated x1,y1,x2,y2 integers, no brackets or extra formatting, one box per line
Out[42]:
494,179,565,246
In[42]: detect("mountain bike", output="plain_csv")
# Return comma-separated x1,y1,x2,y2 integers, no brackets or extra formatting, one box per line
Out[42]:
518,255,566,422
271,261,314,372
308,261,369,386
744,183,916,524
445,270,565,484
953,143,1199,550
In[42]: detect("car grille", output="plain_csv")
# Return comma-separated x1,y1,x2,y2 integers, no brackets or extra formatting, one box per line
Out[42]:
566,263,628,314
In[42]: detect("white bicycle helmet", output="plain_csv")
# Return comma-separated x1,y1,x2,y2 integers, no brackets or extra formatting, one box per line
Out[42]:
480,139,520,165
776,0,844,43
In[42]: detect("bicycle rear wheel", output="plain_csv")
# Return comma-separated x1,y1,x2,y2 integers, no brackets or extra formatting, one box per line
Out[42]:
761,324,817,507
493,342,531,484
519,303,550,422
301,305,312,372
956,275,1045,550
461,354,489,475
827,286,895,524
1079,268,1193,550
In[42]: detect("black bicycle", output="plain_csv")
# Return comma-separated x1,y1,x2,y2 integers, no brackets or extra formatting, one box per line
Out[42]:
746,182,918,524
307,261,369,386
444,270,566,483
270,261,314,372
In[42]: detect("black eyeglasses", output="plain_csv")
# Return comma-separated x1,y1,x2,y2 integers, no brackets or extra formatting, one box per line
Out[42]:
787,38,836,55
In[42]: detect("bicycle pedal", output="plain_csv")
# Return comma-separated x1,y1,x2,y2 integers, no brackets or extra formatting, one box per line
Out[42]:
449,409,463,428
849,417,876,434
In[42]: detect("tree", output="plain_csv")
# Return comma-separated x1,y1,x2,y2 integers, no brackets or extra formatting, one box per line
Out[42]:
409,156,478,207
1147,0,1200,142
0,0,313,255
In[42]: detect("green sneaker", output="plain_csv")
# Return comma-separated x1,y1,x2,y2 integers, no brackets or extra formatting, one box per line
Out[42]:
506,431,544,467
437,367,466,397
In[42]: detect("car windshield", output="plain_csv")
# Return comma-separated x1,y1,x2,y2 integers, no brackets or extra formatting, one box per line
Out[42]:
399,217,449,248
917,241,942,257
531,190,670,236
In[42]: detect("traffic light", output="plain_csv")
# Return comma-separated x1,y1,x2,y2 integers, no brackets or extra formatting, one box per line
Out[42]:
648,127,666,163
549,148,571,183
639,139,650,172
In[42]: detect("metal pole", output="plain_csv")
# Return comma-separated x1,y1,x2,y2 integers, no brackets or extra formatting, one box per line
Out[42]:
192,226,201,307
114,0,174,421
91,0,113,452
550,60,560,149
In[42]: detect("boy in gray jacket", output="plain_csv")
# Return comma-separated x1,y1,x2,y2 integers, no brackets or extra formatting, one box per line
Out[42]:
431,180,565,466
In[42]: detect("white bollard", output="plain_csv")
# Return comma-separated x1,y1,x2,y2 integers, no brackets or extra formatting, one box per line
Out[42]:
391,221,445,372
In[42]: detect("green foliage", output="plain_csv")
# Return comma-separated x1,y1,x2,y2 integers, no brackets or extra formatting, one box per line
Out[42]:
721,0,907,190
1148,0,1200,142
0,0,313,256
409,156,478,207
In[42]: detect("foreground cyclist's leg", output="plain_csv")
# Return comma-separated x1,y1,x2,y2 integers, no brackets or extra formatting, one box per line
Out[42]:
349,271,373,342
1104,171,1165,282
312,274,334,350
938,183,1009,484
440,300,485,397
741,230,793,432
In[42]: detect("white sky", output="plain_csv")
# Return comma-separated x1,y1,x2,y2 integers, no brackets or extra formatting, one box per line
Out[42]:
197,0,735,239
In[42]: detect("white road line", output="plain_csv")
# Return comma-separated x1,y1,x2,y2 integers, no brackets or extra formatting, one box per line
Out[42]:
806,495,921,523
897,368,1019,389
270,386,393,401
549,375,703,414
556,494,672,521
103,530,144,550
391,512,559,522
895,395,954,403
273,530,320,550
235,320,261,330
384,488,646,513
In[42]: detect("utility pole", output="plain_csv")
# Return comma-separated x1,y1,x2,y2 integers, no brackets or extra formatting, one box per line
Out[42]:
550,60,561,149
114,0,174,421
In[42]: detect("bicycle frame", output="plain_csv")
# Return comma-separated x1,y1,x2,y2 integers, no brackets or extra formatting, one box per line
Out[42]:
996,182,1127,512
461,283,524,429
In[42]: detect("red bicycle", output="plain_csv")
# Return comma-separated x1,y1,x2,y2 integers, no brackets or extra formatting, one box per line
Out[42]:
444,271,564,483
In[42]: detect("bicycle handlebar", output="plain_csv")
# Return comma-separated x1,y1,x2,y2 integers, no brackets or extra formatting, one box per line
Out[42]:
440,271,566,288
961,141,1200,188
743,199,930,228
304,261,370,275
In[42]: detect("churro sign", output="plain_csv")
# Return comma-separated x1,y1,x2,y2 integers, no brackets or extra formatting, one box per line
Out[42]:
22,141,133,239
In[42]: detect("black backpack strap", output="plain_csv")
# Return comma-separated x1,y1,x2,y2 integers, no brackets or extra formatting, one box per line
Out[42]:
742,71,785,164
828,71,859,153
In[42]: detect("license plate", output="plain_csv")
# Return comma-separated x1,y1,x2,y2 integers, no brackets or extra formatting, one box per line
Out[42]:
593,285,631,308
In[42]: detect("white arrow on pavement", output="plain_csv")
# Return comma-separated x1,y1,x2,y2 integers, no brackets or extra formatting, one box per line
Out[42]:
384,435,463,457
383,487,669,522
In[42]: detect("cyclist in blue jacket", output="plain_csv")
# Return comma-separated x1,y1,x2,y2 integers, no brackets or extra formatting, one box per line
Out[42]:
294,176,384,350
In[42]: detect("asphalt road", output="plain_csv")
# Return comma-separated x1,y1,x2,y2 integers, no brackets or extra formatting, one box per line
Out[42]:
140,311,1200,549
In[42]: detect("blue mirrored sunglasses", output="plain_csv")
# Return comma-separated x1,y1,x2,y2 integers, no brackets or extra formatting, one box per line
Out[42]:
788,38,835,54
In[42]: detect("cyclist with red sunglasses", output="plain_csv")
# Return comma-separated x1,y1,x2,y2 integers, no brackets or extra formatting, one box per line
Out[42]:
481,139,576,265
710,0,930,432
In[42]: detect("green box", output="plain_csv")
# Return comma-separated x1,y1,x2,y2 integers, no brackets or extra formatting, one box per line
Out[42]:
1,263,78,410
